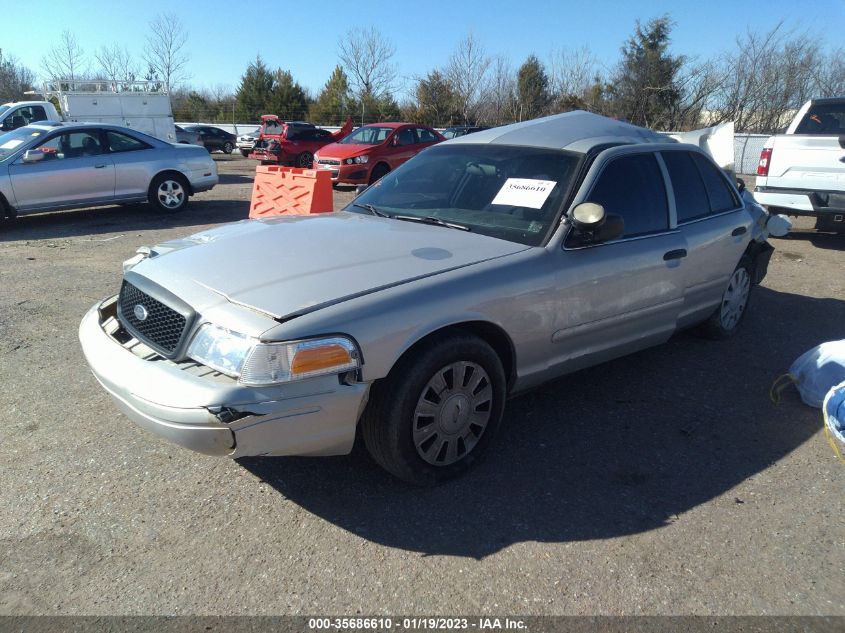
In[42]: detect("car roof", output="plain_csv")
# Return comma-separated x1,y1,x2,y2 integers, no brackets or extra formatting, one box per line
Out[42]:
361,122,414,129
445,110,669,153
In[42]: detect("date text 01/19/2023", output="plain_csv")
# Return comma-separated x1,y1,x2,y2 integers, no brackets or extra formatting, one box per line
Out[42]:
307,617,527,630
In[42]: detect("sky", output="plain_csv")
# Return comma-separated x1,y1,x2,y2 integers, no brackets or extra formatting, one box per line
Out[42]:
3,0,843,99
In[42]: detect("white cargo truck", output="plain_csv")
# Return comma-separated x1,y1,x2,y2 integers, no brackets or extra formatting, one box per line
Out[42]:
0,80,176,143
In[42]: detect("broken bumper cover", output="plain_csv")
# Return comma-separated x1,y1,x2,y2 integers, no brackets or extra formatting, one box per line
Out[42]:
78,297,369,458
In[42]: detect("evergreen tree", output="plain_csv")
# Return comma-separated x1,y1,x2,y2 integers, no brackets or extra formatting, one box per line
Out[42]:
266,69,308,120
309,65,352,125
414,70,459,126
609,15,683,128
235,56,273,122
516,55,550,121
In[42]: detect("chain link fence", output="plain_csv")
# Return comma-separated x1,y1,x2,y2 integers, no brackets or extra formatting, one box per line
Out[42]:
734,133,769,175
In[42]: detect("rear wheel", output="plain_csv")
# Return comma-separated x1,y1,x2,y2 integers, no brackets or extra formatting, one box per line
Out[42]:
148,173,189,213
368,163,390,185
223,141,234,154
240,149,250,157
700,257,752,339
361,333,506,485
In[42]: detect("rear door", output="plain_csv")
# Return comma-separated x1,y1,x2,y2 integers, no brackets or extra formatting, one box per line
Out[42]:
105,129,159,200
769,101,845,194
9,129,115,211
661,149,750,327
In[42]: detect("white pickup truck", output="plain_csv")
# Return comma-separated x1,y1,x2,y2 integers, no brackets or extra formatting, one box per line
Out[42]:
753,97,845,232
0,80,176,143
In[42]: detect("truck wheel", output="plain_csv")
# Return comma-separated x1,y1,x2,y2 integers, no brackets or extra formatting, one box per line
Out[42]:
240,149,250,157
295,152,314,168
148,174,189,213
223,142,234,155
361,332,506,485
368,164,390,185
699,257,753,340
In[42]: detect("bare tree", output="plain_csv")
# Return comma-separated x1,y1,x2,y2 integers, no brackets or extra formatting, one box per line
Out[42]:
41,30,87,82
0,49,35,102
445,33,491,124
95,44,138,85
144,12,190,93
338,26,397,124
477,56,517,125
548,46,601,104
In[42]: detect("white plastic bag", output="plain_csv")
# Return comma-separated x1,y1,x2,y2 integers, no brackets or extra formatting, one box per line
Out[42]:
823,381,845,462
778,340,845,408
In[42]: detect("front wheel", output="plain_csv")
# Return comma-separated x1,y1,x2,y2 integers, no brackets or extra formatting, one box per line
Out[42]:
223,142,234,154
148,174,189,213
240,149,250,157
700,258,753,339
295,152,314,168
361,333,506,485
368,163,390,185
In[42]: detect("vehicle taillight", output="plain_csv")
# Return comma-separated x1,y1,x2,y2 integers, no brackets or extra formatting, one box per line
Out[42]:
757,147,772,176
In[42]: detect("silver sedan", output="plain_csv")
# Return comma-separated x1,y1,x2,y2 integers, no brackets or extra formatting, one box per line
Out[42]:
79,111,778,485
0,122,217,219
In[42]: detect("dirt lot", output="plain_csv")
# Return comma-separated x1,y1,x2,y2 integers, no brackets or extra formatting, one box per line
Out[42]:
0,155,842,615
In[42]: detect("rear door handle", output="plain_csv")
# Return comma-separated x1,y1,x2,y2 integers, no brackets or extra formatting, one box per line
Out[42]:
94,164,107,169
663,249,687,261
731,226,747,236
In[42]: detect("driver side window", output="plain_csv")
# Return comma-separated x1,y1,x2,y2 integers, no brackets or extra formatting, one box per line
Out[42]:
585,153,669,238
36,131,103,160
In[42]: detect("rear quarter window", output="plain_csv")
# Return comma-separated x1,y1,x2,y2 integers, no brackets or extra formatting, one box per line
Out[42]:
794,103,845,135
690,153,739,213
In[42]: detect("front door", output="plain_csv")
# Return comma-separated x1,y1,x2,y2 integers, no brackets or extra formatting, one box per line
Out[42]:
9,129,115,211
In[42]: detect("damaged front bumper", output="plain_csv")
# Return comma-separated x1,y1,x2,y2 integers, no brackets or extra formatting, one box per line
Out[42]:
78,296,370,458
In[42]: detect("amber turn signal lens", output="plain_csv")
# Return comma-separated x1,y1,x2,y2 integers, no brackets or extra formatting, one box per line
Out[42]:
290,344,353,375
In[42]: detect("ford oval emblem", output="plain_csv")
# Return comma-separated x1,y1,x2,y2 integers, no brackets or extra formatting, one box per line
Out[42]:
133,304,149,321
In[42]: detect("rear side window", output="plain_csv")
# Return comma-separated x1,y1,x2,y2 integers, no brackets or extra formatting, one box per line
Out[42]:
690,153,739,213
106,131,151,153
661,151,710,223
586,153,669,238
416,128,440,143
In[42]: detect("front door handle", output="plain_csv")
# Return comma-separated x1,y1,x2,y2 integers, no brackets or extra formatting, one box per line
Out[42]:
94,164,107,169
731,226,747,236
663,249,687,261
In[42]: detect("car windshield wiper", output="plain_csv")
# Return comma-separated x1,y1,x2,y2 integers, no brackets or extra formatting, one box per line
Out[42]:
392,215,471,231
351,202,390,218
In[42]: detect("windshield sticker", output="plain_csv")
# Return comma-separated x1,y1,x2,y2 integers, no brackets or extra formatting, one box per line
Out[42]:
0,139,23,149
491,178,556,209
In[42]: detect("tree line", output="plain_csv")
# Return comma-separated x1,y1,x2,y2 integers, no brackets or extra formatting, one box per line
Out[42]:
1,15,843,133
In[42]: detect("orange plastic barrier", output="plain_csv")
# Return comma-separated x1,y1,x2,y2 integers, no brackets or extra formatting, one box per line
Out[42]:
249,166,334,218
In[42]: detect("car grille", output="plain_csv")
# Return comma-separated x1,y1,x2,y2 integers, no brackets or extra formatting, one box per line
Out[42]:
317,158,341,166
118,281,188,356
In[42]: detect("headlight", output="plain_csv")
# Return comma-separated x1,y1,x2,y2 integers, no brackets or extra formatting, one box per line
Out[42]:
354,155,368,164
187,323,256,377
240,337,360,385
187,325,360,386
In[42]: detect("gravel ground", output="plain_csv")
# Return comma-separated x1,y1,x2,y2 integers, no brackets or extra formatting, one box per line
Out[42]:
0,156,842,615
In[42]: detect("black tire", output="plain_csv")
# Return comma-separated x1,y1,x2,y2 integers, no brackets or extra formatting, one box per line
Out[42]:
361,332,506,485
148,173,189,213
368,163,390,185
240,149,250,157
699,256,753,340
223,141,234,155
295,151,314,168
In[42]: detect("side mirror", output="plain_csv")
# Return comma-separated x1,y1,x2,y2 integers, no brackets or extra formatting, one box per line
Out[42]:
391,136,400,147
570,202,624,244
0,120,12,132
736,177,746,193
22,149,45,163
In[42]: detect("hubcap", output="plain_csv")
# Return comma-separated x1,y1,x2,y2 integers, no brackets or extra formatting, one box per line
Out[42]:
157,180,185,209
720,267,750,330
412,361,493,466
298,153,312,167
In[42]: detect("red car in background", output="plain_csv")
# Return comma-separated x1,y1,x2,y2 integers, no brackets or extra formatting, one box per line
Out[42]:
313,123,445,185
249,115,353,168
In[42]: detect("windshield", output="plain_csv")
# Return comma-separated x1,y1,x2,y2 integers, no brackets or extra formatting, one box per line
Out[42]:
345,144,581,246
339,126,393,145
0,126,46,161
0,105,10,117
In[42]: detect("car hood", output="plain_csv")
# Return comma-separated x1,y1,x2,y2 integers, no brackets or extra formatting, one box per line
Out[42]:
132,212,529,321
316,142,380,159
